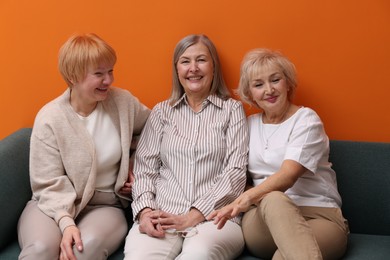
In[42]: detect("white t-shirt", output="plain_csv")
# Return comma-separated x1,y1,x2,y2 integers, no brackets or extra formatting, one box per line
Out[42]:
248,107,341,208
77,102,122,192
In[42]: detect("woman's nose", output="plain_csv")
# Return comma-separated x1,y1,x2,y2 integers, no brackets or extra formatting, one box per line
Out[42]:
103,73,114,85
264,83,273,94
189,61,199,72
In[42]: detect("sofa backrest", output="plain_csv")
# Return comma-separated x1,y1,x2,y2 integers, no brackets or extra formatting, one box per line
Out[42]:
0,128,32,249
329,140,390,236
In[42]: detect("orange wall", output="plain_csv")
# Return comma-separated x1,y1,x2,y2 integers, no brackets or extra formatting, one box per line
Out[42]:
1,0,389,142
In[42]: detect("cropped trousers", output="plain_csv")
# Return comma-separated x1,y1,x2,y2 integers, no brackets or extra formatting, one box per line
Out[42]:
17,191,128,260
242,191,349,260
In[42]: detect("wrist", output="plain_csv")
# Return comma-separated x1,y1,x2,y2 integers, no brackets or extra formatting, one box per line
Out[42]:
188,208,205,226
138,208,152,221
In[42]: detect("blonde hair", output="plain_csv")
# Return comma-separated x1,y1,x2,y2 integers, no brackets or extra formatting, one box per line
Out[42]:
58,33,117,87
237,48,297,106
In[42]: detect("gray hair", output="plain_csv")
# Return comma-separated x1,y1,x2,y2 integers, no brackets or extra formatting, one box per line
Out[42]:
170,34,230,104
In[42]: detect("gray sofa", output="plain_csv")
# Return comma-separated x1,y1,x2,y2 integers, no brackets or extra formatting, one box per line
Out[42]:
1,128,389,259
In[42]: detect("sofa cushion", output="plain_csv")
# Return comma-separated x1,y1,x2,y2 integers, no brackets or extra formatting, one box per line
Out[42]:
0,241,21,259
0,128,32,249
342,233,390,259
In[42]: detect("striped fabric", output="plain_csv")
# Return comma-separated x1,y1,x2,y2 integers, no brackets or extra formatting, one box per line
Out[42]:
132,94,249,224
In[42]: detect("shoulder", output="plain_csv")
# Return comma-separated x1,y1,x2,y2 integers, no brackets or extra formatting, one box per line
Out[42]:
107,87,149,111
247,113,261,125
211,97,245,118
220,97,244,110
150,100,171,116
225,97,243,106
109,87,136,102
153,99,174,110
34,90,69,126
32,91,72,140
294,107,323,123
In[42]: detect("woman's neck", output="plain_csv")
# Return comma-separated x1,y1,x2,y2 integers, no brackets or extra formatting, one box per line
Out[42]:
186,93,208,112
263,103,292,124
69,90,98,117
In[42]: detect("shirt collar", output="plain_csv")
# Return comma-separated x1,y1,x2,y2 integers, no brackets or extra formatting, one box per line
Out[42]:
172,93,224,109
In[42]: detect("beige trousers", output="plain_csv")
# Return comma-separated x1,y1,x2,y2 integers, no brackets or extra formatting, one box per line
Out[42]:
124,220,244,260
17,191,128,260
242,191,349,260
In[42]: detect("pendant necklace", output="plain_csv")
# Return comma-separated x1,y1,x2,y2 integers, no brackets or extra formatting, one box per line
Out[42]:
262,106,290,150
262,123,282,150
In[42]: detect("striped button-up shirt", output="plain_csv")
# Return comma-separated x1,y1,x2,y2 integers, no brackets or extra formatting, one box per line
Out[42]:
132,94,249,224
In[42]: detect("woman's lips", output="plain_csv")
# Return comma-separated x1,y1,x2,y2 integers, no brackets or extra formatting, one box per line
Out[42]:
265,96,277,103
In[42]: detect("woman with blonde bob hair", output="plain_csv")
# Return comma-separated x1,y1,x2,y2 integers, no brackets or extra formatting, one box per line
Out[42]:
209,48,349,260
237,48,297,106
17,33,150,260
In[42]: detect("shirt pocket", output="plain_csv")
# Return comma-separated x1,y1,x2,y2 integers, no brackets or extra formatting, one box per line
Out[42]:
206,122,226,149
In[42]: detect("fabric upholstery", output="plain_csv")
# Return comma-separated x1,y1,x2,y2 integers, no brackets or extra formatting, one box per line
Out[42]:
0,129,389,259
0,128,32,249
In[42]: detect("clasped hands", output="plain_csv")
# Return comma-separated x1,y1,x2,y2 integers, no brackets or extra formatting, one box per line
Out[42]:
138,208,201,238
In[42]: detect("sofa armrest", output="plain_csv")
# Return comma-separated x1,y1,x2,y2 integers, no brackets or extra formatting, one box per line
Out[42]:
0,128,32,249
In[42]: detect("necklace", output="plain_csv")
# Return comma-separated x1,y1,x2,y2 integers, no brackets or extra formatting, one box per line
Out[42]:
262,124,282,150
262,105,290,150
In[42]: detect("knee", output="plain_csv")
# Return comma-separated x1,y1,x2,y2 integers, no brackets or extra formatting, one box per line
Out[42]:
262,191,288,203
260,191,292,209
180,246,216,260
79,235,108,255
182,241,242,260
258,191,299,220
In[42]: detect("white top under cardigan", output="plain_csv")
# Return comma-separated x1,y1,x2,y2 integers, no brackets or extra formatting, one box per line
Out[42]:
248,107,342,208
77,102,122,192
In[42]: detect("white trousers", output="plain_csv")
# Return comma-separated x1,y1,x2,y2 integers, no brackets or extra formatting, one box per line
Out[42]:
124,220,244,260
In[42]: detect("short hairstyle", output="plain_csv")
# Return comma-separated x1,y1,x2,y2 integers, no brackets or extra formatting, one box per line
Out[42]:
58,33,117,87
170,34,230,104
237,48,297,106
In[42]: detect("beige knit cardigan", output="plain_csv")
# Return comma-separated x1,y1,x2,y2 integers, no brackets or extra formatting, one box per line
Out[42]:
29,87,150,232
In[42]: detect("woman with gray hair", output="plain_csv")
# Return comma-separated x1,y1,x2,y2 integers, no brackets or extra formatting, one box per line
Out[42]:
124,34,249,259
208,48,349,260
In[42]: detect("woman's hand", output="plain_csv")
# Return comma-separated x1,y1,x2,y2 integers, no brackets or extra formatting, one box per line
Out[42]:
119,161,135,196
60,225,83,260
150,208,205,233
138,208,165,238
207,190,255,229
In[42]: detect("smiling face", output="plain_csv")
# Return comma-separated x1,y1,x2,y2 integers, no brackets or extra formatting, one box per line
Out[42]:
249,64,290,114
70,63,114,115
176,42,214,99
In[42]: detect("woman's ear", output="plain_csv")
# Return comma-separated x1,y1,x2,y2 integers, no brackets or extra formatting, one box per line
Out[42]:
69,78,76,86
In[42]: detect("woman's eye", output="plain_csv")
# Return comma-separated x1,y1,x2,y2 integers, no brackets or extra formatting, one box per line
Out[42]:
272,78,281,83
254,83,263,88
94,72,103,76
